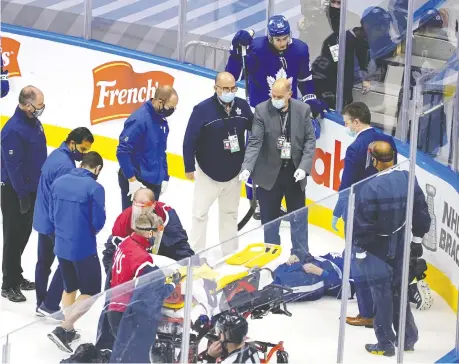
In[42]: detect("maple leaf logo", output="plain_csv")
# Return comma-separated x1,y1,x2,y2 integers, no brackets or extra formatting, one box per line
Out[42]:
267,68,293,96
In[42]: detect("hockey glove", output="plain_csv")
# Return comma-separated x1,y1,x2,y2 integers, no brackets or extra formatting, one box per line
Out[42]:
19,195,31,214
312,118,321,139
231,30,253,56
302,95,330,119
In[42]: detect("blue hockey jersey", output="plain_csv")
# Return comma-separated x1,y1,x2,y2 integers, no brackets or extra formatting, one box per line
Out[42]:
226,37,315,108
273,252,346,302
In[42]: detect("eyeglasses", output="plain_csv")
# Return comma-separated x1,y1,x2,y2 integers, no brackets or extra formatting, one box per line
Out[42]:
216,85,238,93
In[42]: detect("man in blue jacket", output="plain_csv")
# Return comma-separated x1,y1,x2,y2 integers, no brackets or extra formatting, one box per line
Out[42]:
1,85,47,303
0,51,9,98
33,127,94,318
117,85,179,211
331,102,397,328
183,72,253,255
47,152,106,353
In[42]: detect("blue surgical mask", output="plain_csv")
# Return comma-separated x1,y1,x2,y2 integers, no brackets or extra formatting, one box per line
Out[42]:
218,92,236,104
271,98,285,110
346,127,357,138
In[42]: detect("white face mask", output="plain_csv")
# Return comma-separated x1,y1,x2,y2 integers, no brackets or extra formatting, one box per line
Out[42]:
271,98,285,109
346,126,357,138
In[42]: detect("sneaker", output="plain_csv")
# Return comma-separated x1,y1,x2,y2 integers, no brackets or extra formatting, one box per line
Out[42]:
346,314,373,328
36,302,65,322
19,278,35,291
409,280,433,310
48,327,81,353
1,287,26,302
365,343,395,357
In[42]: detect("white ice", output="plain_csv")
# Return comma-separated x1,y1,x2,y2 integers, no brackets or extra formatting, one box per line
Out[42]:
0,151,455,363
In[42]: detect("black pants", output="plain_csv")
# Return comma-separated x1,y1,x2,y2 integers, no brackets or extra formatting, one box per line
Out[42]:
257,162,309,261
1,184,36,289
118,170,161,211
107,310,123,341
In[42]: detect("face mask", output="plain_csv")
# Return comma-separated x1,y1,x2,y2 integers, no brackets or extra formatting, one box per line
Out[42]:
157,105,175,118
328,6,341,33
271,98,285,110
218,91,236,104
30,104,45,118
346,127,357,138
72,144,83,162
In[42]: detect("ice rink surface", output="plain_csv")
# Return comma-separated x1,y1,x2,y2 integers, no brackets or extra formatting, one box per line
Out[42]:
0,152,455,363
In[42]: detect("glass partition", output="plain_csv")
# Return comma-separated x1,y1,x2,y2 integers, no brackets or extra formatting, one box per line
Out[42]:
1,0,86,38
90,0,180,59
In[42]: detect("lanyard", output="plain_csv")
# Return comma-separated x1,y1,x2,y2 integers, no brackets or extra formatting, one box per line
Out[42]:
279,108,290,137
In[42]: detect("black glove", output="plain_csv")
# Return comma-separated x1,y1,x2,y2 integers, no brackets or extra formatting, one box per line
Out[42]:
19,195,31,214
410,242,423,259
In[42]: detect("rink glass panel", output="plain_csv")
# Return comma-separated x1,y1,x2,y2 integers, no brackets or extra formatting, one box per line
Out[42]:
1,0,86,38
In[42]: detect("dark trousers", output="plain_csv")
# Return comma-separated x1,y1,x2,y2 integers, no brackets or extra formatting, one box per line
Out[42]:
257,162,309,261
350,246,375,319
118,170,161,211
1,184,36,289
35,233,64,311
363,252,418,349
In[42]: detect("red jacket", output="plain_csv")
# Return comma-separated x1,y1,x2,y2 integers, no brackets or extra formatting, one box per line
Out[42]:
109,233,156,312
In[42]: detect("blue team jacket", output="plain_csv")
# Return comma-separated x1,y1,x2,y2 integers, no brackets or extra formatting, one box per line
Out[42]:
333,127,398,219
1,107,47,198
50,168,106,261
226,37,315,108
183,94,253,182
1,54,9,98
33,142,76,235
117,101,170,185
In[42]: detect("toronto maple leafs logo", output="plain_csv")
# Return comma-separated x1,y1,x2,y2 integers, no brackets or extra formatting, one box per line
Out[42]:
267,68,293,97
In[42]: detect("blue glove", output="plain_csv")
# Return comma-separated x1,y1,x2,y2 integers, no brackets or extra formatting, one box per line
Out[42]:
332,216,339,232
302,95,330,118
311,118,321,139
231,30,253,54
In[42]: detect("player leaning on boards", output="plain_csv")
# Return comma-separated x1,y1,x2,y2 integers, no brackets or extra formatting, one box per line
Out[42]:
183,72,253,255
239,78,316,265
116,85,178,211
33,127,94,319
226,14,328,221
1,85,47,303
353,141,431,357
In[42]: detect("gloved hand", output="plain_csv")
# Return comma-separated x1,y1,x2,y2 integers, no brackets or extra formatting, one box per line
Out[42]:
127,179,145,201
302,95,330,118
239,169,251,182
331,215,339,231
19,195,31,214
161,180,169,194
311,118,321,139
231,30,253,51
293,169,306,182
410,241,424,259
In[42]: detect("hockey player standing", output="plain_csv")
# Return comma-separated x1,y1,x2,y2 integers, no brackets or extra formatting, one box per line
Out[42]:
353,141,430,356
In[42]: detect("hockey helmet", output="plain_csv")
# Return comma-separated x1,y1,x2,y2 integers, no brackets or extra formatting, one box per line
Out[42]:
215,312,248,344
361,6,392,28
267,15,291,38
418,8,443,29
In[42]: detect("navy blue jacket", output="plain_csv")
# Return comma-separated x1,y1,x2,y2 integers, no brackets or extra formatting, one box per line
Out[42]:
1,54,9,98
50,168,106,261
353,169,431,261
183,94,253,182
117,100,170,184
334,127,398,219
1,107,47,198
33,142,76,235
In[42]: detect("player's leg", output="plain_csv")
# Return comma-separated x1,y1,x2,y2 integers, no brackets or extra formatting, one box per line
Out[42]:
190,166,221,253
35,233,54,308
218,173,241,255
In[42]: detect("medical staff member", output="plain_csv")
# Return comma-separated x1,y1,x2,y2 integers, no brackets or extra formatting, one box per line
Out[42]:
1,86,47,303
353,141,430,356
183,72,253,255
117,85,179,210
33,127,94,317
48,152,105,353
240,78,316,264
331,102,397,327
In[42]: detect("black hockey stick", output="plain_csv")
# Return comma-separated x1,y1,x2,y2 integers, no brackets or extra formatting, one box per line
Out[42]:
238,36,257,231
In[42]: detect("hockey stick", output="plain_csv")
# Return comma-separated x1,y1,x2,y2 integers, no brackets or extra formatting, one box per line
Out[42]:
237,35,258,231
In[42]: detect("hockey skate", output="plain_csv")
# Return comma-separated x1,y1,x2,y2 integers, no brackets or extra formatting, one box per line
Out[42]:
409,279,433,310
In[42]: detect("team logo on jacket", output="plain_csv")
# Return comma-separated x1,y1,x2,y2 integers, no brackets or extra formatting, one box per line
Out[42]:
266,68,293,97
1,37,22,78
90,61,175,125
236,107,241,115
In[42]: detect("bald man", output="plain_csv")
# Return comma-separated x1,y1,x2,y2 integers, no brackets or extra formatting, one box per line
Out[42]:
353,141,430,356
1,85,48,302
183,72,253,255
117,85,179,211
240,78,316,265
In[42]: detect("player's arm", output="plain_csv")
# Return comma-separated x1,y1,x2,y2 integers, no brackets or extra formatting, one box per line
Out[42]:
91,185,106,235
241,107,265,172
116,118,144,181
182,105,202,175
225,30,254,81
